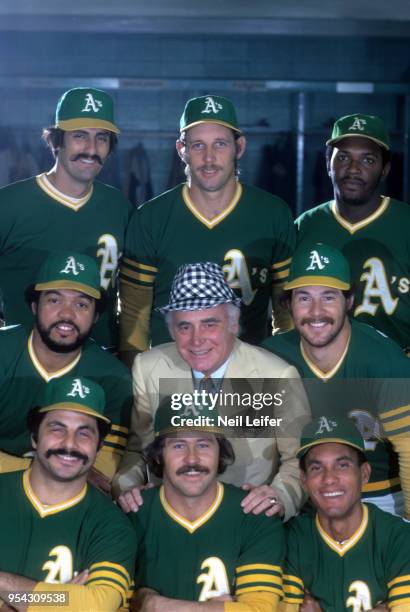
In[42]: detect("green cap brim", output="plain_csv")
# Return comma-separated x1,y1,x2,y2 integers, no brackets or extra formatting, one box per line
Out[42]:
182,119,241,133
156,425,224,437
35,280,101,300
58,118,120,134
283,275,350,291
297,438,366,459
39,402,111,424
326,134,389,151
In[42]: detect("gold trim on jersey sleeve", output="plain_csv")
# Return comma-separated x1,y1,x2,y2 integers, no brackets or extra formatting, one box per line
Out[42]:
331,197,390,234
183,183,242,229
362,477,401,493
160,481,224,533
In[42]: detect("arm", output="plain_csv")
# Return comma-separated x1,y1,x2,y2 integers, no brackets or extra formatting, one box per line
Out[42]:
0,573,121,612
133,589,279,612
271,368,311,521
112,353,156,498
0,453,31,475
271,202,296,334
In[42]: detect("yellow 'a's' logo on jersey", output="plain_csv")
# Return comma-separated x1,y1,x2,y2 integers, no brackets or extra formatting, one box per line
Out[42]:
42,545,73,583
355,257,398,317
197,557,229,601
97,234,119,290
346,580,372,611
223,249,256,305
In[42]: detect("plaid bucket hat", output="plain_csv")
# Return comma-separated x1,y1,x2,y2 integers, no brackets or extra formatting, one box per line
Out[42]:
157,262,242,314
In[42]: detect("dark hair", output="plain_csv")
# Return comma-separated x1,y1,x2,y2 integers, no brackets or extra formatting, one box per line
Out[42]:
27,406,110,449
145,434,235,479
280,285,356,311
299,445,367,472
25,285,107,315
42,126,118,158
325,144,391,173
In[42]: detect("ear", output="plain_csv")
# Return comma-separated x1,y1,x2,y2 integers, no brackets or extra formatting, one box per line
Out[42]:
31,301,38,316
235,136,246,160
346,293,355,312
360,461,371,486
299,469,308,493
176,138,185,162
31,434,37,450
381,160,391,181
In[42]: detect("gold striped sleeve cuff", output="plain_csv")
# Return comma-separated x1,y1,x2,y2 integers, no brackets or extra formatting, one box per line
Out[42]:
120,258,158,287
235,563,282,597
379,405,410,438
272,257,292,284
87,562,131,604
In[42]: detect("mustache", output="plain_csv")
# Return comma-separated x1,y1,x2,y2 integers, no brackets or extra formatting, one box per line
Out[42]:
301,317,334,326
71,154,103,165
176,464,209,476
342,176,365,185
48,320,81,334
46,448,89,464
198,165,222,172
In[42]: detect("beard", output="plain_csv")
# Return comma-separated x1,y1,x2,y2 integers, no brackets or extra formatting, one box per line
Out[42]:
36,318,90,353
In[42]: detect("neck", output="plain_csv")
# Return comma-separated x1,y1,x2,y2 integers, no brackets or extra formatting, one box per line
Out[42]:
29,461,87,506
46,164,92,198
187,179,238,220
31,328,81,373
301,319,351,374
335,193,383,223
318,502,364,543
163,481,219,522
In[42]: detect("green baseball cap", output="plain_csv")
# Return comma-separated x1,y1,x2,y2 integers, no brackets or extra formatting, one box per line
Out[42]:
180,95,240,133
155,395,223,437
55,87,120,134
34,252,101,300
38,376,110,424
284,243,351,291
326,114,390,151
297,415,365,459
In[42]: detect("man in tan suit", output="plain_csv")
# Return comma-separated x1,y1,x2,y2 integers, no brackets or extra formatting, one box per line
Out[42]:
113,263,310,521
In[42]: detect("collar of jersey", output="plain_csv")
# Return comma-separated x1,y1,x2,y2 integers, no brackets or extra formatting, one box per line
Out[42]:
300,327,351,381
316,503,368,556
36,173,93,211
23,468,87,518
331,196,390,234
160,481,224,533
182,183,242,229
28,331,82,382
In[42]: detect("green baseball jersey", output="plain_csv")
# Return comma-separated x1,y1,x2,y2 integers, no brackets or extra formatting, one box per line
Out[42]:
296,197,410,350
283,503,410,610
0,174,132,349
0,469,136,605
0,325,131,459
262,320,410,497
121,182,295,346
129,482,284,601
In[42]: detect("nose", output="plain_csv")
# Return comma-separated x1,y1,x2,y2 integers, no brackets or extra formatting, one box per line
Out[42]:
185,443,199,463
57,300,76,319
84,135,97,156
308,297,324,317
190,325,204,347
322,466,338,485
346,157,361,174
202,145,215,163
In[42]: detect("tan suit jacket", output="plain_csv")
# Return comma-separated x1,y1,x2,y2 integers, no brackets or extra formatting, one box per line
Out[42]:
113,338,310,520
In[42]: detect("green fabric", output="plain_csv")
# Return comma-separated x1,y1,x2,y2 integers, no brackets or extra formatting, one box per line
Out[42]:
122,183,295,346
130,483,284,600
283,503,410,610
0,471,135,590
262,319,410,496
56,87,120,133
35,251,101,299
39,375,109,423
326,113,390,150
296,198,410,349
0,325,131,457
284,242,351,290
0,175,132,349
180,95,240,133
298,415,365,459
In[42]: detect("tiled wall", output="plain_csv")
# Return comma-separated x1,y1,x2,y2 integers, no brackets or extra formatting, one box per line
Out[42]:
1,30,409,211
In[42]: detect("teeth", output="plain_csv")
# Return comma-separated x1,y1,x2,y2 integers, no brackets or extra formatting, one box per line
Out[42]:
309,322,327,327
80,158,95,164
323,491,343,497
58,455,78,462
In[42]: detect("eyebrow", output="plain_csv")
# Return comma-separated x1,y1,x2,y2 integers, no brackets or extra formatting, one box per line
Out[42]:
306,454,354,467
43,290,93,302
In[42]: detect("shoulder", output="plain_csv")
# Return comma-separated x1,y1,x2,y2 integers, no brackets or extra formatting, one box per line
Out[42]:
0,176,37,197
241,183,292,214
86,485,136,530
135,342,185,373
286,511,315,540
262,330,300,354
81,340,131,377
350,320,408,358
0,325,28,356
137,184,183,214
295,201,333,228
367,502,410,540
234,339,298,375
